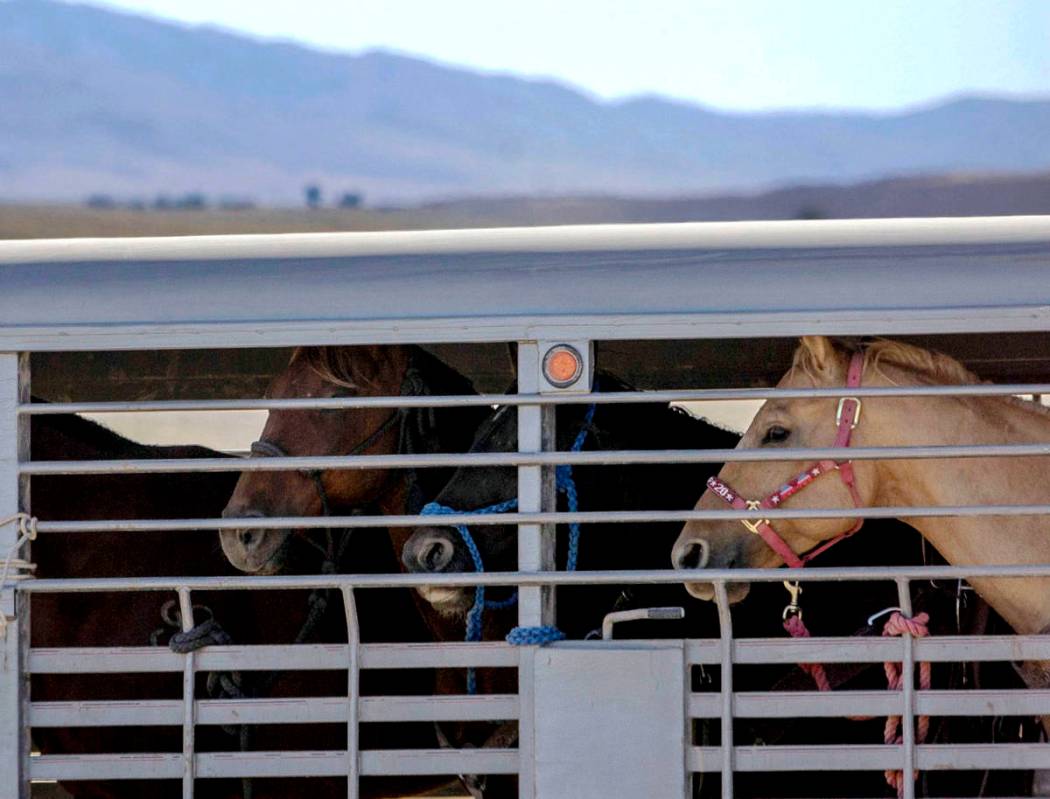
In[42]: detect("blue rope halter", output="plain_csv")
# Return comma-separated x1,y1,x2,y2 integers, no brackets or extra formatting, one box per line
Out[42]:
420,403,596,693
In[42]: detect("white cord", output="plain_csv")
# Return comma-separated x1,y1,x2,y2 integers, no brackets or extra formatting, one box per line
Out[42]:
0,513,38,640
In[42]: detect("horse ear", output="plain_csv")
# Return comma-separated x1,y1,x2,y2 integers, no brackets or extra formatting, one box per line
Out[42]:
798,336,842,374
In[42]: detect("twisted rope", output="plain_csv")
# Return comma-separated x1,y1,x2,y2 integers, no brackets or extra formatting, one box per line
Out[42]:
782,614,833,693
419,404,597,691
881,611,932,798
505,625,566,645
0,513,38,640
507,403,596,646
420,498,518,694
784,604,932,797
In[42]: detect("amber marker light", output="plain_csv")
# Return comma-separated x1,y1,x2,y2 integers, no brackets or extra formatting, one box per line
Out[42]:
542,344,584,388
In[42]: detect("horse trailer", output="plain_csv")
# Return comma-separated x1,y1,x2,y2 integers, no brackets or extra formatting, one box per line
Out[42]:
3,215,1050,799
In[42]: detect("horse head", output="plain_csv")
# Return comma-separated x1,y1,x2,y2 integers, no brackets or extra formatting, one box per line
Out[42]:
220,345,414,574
401,402,522,618
673,335,894,603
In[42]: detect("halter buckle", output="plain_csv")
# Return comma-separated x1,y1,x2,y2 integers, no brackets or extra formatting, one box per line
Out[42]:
835,396,862,429
741,500,770,535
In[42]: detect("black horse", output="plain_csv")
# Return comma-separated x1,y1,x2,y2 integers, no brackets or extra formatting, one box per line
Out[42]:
401,372,1036,798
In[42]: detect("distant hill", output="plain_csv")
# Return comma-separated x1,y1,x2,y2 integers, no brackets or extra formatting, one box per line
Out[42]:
2,0,1050,204
4,171,1049,240
418,172,1050,226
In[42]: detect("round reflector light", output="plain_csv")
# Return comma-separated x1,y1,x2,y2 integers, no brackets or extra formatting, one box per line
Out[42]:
543,344,584,388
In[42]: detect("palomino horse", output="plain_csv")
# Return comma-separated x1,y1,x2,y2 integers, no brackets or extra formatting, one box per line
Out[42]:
411,370,1034,797
220,345,496,796
672,335,1050,792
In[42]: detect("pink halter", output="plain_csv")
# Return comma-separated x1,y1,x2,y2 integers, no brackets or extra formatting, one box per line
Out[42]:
706,352,866,569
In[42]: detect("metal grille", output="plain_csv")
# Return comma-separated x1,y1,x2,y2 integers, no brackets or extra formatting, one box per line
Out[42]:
4,216,1050,799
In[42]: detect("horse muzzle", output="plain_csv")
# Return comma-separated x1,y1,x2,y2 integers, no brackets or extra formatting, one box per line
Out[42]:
219,509,292,574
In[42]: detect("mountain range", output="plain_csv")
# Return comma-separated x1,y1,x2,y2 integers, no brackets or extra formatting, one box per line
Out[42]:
2,0,1050,204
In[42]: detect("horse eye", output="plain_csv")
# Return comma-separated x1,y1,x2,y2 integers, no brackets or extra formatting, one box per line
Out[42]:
761,425,791,445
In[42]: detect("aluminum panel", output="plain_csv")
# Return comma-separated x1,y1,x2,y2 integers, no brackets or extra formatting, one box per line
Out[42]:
533,642,687,799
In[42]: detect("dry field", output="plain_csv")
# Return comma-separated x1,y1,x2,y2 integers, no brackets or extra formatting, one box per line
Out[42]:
0,204,488,240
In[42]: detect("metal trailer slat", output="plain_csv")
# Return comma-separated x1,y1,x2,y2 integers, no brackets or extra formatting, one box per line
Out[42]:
33,500,1050,533
693,689,1050,719
31,687,1046,730
687,743,1050,772
22,441,1050,475
30,749,521,781
24,379,1050,415
29,694,519,727
28,641,519,674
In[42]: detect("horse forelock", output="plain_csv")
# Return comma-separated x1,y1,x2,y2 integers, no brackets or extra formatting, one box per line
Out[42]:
291,346,372,391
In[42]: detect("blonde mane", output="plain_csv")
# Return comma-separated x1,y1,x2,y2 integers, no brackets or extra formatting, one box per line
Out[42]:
792,336,1049,415
791,337,982,386
863,339,984,386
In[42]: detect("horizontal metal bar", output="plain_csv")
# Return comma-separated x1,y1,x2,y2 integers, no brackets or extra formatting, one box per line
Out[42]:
19,564,1050,595
21,382,1050,416
31,753,185,781
31,699,183,728
359,748,519,777
32,742,1050,781
23,442,1050,475
689,743,1050,773
690,689,1050,719
34,686,1042,729
686,635,1050,666
34,501,1050,534
27,634,1050,678
200,749,520,779
30,748,520,780
730,635,1050,665
29,694,517,728
8,216,1050,266
29,642,518,674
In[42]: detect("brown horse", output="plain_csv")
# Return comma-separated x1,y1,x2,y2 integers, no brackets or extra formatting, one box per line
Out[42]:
30,410,244,799
220,345,499,794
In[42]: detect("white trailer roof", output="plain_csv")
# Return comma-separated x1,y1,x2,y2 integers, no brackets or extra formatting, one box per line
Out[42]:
3,216,1050,351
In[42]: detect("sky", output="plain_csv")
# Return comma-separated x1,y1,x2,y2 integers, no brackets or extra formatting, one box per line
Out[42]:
58,0,1050,112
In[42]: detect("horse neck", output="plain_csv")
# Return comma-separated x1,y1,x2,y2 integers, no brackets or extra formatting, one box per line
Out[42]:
869,393,1050,633
570,400,738,570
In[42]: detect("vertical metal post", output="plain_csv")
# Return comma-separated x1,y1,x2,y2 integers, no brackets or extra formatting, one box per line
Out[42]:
896,577,916,799
0,353,30,799
714,582,734,799
342,586,360,799
178,588,196,799
516,341,556,799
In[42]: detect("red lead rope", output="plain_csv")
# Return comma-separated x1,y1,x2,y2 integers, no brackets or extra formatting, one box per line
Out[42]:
706,351,933,796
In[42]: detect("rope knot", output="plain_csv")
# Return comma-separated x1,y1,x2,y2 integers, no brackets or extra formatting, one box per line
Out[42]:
506,626,566,646
880,610,931,798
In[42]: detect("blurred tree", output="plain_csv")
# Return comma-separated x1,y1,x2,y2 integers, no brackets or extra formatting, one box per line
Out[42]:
304,184,323,209
338,192,363,209
795,205,826,220
85,194,116,209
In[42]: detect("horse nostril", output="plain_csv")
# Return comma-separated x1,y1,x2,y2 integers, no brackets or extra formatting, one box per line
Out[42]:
419,536,455,573
238,529,255,548
674,538,710,570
